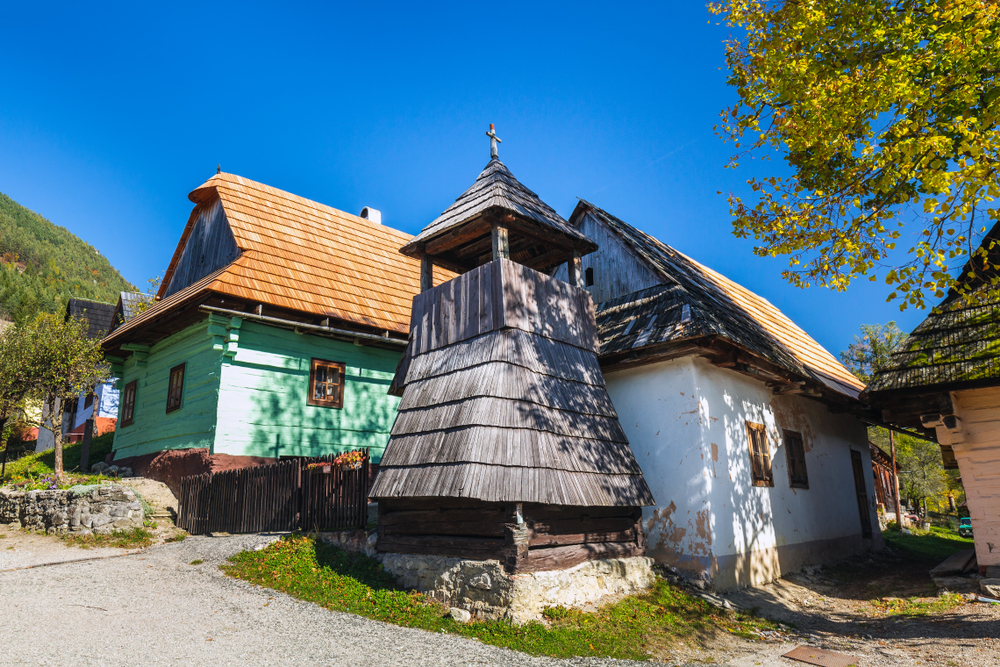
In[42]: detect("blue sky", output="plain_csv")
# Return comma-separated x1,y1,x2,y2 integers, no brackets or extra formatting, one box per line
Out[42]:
0,1,926,357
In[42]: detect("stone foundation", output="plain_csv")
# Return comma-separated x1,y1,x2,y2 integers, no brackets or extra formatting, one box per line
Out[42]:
0,485,145,535
380,552,655,623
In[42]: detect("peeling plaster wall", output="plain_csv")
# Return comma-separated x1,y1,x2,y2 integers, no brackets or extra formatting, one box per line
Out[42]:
605,356,881,590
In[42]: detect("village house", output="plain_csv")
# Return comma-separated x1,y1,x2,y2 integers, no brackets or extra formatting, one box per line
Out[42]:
551,201,882,590
865,221,1000,576
101,172,449,483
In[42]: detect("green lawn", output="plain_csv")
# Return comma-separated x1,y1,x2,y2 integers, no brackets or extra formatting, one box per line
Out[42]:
223,535,781,661
1,432,115,482
883,527,975,563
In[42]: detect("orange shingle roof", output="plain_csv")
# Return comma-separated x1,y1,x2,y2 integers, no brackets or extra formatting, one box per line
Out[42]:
108,173,453,346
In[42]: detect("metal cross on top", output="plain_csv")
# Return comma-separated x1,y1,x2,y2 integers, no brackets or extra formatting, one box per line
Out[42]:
486,123,502,159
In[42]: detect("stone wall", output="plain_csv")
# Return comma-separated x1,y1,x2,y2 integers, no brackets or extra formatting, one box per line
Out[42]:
0,485,145,535
380,552,655,624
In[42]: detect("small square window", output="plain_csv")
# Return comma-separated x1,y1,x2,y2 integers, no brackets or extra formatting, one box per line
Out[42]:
166,363,185,413
585,267,594,287
784,430,809,489
308,358,345,408
122,380,137,427
746,421,774,487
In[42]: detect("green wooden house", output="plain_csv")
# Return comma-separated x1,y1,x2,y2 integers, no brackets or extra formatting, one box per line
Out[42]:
102,172,449,473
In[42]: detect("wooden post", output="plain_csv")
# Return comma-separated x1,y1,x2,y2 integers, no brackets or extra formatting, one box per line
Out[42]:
420,255,434,292
491,224,509,261
567,250,584,288
503,502,529,573
80,418,94,473
890,430,902,526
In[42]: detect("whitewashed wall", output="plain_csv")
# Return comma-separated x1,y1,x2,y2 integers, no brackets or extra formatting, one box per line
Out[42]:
605,356,880,589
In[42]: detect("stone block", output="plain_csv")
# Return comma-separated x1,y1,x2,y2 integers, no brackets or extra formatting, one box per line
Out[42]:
933,576,978,592
449,607,472,623
980,579,1000,598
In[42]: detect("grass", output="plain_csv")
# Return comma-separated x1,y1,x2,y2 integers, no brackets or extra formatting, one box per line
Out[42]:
883,527,974,563
222,535,781,661
871,593,966,618
1,432,115,481
164,534,187,543
62,527,154,550
190,559,204,565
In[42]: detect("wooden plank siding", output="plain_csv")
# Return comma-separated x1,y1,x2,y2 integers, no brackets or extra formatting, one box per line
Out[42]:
112,318,403,463
111,320,222,459
215,320,401,461
162,198,240,299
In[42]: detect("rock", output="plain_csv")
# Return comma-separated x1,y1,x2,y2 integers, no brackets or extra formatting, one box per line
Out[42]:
985,566,1000,579
366,532,377,549
120,467,134,478
107,465,120,476
469,573,492,590
449,607,472,624
933,576,978,592
980,579,1000,598
91,462,109,474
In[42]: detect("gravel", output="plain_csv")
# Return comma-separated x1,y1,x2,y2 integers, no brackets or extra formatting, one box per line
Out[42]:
0,533,652,667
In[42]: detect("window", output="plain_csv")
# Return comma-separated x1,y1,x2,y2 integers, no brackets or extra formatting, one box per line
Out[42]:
784,430,809,489
746,421,773,487
166,363,185,413
122,380,137,427
308,358,345,408
84,392,94,409
585,267,594,287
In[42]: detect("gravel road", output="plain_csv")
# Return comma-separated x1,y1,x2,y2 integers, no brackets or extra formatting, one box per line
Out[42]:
1,529,990,666
0,533,654,667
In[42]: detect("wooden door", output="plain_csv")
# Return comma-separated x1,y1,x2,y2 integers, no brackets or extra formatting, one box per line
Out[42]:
851,450,873,539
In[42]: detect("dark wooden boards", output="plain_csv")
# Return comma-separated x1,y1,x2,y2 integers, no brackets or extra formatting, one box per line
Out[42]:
377,500,645,573
176,452,370,535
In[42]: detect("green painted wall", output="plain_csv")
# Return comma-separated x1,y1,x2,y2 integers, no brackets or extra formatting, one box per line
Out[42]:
214,321,401,462
111,319,222,459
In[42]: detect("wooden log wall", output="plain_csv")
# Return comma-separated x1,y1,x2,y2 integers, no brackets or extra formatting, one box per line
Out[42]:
377,499,644,573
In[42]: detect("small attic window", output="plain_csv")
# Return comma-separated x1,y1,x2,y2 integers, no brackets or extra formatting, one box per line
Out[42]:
585,267,594,287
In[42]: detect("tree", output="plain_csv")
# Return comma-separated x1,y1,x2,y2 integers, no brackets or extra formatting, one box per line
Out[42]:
23,314,108,478
710,0,1000,310
0,323,39,477
840,321,907,383
896,435,947,512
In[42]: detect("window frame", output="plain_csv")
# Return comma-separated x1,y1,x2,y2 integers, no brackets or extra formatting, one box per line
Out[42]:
307,358,346,409
166,363,186,414
746,421,774,487
783,429,809,489
121,380,137,427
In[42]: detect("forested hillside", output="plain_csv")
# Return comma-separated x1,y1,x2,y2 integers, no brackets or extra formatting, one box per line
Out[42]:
0,192,135,322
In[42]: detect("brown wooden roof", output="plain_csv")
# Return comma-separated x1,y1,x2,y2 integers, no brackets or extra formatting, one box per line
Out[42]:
400,159,597,273
371,259,654,507
105,172,454,349
577,202,866,399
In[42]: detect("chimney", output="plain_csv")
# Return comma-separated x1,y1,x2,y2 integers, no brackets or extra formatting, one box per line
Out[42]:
360,207,381,225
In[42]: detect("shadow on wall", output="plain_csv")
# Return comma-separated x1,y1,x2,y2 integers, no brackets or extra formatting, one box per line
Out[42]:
245,363,396,461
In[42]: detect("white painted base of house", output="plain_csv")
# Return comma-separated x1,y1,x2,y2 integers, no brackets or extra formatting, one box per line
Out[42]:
379,553,655,623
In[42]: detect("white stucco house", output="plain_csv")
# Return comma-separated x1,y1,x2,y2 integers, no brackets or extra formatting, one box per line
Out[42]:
553,201,881,590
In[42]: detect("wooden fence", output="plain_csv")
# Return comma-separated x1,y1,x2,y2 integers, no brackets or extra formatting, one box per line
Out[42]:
176,452,370,535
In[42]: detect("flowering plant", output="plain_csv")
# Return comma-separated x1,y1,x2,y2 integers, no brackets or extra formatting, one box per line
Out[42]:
333,450,364,467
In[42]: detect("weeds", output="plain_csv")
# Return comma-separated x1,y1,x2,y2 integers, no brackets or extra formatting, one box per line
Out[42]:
164,534,187,543
223,536,781,660
62,527,154,550
190,559,204,565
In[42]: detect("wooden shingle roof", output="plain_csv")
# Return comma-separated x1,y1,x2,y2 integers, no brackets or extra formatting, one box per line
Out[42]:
65,298,116,340
866,222,1000,396
400,159,596,271
106,172,452,347
579,202,865,399
371,259,654,507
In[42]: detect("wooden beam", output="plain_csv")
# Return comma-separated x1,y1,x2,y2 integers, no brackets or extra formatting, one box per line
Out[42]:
491,223,510,261
567,250,584,289
420,255,434,292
